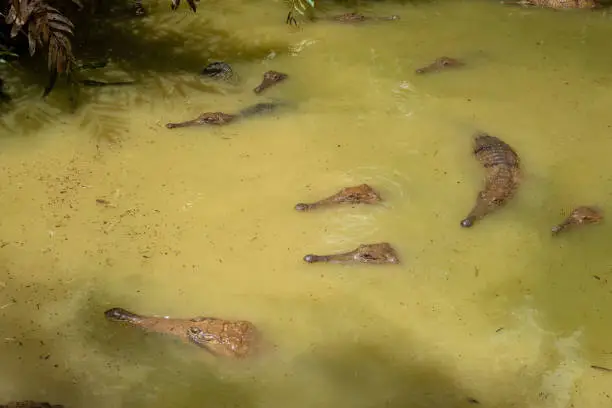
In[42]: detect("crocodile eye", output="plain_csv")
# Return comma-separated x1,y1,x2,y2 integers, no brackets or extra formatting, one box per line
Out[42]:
361,252,377,261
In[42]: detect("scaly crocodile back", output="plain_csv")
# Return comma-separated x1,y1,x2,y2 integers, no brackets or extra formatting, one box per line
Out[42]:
525,0,598,8
473,133,520,169
461,132,521,227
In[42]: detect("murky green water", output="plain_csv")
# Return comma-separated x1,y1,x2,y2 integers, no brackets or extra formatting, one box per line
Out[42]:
1,0,612,407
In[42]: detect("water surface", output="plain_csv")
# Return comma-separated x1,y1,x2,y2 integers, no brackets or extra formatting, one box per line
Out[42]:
1,0,611,407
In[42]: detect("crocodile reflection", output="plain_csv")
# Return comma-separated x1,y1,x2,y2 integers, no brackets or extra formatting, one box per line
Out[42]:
295,184,382,211
303,243,400,265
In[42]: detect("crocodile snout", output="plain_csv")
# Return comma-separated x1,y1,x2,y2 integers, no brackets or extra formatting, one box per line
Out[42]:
104,307,133,321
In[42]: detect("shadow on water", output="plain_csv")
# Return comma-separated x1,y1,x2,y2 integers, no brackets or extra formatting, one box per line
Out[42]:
0,273,258,407
0,268,531,408
290,342,482,408
0,0,290,137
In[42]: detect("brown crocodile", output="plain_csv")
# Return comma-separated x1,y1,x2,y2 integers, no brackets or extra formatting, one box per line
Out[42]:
460,132,521,228
253,71,288,94
295,184,382,211
551,206,603,235
502,0,599,8
104,307,258,358
415,57,464,75
165,101,286,129
303,242,400,264
320,12,400,23
0,403,63,408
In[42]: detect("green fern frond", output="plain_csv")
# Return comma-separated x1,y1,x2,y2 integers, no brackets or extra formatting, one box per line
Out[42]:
285,0,315,15
285,0,315,25
5,0,76,96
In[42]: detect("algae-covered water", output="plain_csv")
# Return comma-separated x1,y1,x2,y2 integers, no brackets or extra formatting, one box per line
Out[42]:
1,0,611,407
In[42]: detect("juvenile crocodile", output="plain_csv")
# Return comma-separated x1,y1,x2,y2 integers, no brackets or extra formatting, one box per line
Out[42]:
303,242,400,264
165,101,285,129
551,206,603,235
0,403,63,408
318,12,400,23
502,0,599,8
201,62,235,81
415,57,464,75
253,71,288,94
295,184,382,211
104,307,258,358
460,132,521,228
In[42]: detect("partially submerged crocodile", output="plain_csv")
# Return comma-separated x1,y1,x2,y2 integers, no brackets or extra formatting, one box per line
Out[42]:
295,184,382,211
415,57,464,75
201,62,235,81
316,12,400,23
502,0,599,8
165,101,286,129
303,242,400,264
253,71,288,94
460,133,521,228
104,307,258,358
0,403,63,408
551,206,603,235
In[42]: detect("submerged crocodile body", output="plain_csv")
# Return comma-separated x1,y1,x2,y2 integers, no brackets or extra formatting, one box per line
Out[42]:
318,12,400,23
460,133,521,228
295,184,382,211
104,307,258,358
502,0,599,8
0,403,63,408
165,101,285,129
303,243,400,264
253,71,288,94
415,57,464,75
551,206,603,235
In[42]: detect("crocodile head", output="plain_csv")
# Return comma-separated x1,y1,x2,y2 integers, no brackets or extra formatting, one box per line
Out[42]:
253,71,288,94
552,206,603,235
460,191,499,228
104,307,141,322
186,321,258,359
295,184,382,211
166,112,236,129
303,242,400,265
415,57,464,75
